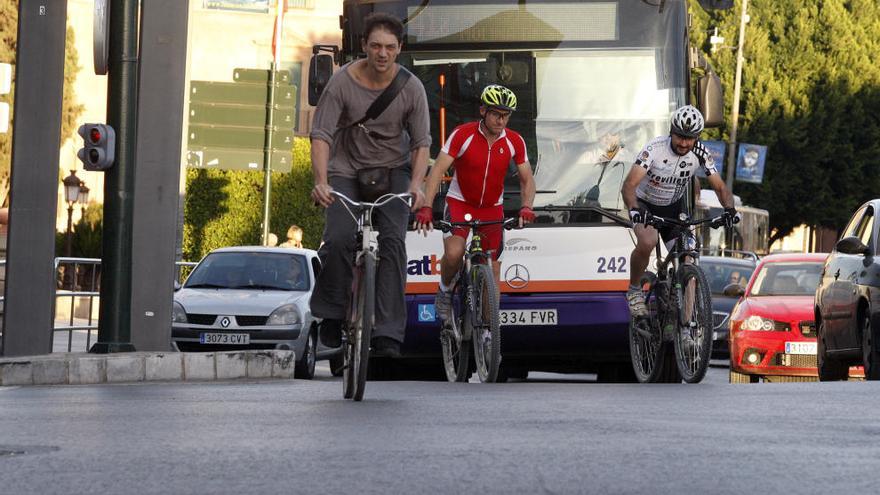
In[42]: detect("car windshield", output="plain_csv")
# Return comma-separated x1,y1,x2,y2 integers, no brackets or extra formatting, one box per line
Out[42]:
701,260,755,295
750,261,823,296
185,252,309,291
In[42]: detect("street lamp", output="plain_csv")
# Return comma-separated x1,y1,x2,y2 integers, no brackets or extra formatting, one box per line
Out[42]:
77,181,90,216
62,169,81,258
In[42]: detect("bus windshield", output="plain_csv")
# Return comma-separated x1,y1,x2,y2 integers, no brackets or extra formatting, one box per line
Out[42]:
389,1,688,220
404,48,685,214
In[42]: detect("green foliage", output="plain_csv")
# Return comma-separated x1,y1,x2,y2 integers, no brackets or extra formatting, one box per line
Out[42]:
0,1,84,202
183,137,324,260
690,0,880,244
55,202,103,259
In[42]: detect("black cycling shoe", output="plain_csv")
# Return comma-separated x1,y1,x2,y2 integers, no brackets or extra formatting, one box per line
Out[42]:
370,336,401,358
319,319,343,348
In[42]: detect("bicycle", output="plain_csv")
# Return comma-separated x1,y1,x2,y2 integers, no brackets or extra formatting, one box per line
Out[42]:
331,190,412,401
436,215,517,383
629,212,728,384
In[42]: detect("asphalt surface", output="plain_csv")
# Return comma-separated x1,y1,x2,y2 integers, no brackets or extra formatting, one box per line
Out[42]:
2,364,880,494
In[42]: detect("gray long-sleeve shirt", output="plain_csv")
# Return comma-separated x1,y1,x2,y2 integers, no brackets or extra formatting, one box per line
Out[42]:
309,62,431,178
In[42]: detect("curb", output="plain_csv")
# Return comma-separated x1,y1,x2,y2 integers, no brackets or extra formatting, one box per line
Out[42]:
0,350,296,386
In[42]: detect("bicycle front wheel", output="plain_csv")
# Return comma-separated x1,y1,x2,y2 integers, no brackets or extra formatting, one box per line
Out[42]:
674,264,713,383
344,250,376,401
471,264,501,383
441,276,472,382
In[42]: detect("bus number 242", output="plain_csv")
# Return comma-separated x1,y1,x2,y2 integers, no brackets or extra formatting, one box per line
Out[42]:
597,256,627,273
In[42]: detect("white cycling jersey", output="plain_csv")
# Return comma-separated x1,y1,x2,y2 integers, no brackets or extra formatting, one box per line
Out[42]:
633,136,717,206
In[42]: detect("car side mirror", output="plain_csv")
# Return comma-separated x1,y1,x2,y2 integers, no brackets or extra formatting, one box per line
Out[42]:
696,73,724,128
836,236,870,256
308,51,336,106
722,283,745,297
174,280,181,291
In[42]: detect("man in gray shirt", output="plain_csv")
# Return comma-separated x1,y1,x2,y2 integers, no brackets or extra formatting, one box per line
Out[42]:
310,12,430,358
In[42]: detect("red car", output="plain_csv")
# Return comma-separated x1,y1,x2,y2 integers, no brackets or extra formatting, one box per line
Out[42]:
728,253,828,383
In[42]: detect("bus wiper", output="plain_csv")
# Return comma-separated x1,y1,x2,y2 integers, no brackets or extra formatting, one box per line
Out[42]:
535,204,631,228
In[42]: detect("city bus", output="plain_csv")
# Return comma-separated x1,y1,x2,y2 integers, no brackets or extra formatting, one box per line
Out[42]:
310,0,730,380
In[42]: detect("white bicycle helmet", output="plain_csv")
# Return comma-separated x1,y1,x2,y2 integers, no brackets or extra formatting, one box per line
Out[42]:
670,105,705,138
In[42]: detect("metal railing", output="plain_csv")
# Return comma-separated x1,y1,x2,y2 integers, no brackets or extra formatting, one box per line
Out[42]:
53,257,102,352
0,258,199,353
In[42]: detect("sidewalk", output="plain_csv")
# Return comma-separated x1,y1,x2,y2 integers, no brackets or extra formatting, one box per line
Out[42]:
0,349,296,386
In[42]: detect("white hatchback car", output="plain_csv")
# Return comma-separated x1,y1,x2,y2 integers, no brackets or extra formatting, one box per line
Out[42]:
172,246,341,379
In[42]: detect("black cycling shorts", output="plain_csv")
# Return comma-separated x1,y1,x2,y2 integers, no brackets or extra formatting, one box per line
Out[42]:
637,197,686,244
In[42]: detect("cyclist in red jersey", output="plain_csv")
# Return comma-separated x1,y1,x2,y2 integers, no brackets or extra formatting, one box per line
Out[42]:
414,85,536,321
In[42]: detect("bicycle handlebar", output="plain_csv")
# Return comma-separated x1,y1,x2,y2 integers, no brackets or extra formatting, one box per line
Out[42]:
435,217,519,234
644,213,727,230
330,190,413,209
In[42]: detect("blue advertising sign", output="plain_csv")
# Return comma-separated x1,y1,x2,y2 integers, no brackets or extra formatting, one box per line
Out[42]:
697,140,726,178
736,143,767,184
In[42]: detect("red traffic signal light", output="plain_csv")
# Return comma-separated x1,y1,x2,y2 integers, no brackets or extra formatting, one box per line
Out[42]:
77,123,116,171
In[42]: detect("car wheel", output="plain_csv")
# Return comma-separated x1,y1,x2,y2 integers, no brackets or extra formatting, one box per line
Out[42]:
329,353,344,377
729,370,758,383
818,320,848,381
861,310,880,380
294,332,317,380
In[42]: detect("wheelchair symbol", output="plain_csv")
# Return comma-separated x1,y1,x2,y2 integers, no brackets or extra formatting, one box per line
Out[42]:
418,304,436,322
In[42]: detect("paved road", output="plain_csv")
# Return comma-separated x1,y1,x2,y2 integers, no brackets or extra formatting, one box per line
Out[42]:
2,364,880,494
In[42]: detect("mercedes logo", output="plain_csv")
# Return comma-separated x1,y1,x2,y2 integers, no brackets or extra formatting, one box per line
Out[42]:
220,317,231,328
504,264,530,289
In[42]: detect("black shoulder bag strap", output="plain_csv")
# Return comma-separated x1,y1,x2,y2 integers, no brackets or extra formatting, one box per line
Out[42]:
348,67,412,130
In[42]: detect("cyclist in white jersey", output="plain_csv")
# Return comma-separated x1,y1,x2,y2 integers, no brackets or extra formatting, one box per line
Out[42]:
621,105,740,317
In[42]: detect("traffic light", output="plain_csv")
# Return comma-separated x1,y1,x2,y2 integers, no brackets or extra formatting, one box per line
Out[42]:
77,123,116,170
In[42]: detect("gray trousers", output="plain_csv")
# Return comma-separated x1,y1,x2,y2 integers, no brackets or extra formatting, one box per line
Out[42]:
310,166,411,343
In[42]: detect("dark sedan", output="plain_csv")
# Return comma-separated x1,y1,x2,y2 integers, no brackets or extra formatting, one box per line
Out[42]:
815,199,880,380
701,253,758,358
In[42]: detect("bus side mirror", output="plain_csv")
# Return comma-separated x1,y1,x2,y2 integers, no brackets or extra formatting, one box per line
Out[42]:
308,53,335,106
697,73,724,128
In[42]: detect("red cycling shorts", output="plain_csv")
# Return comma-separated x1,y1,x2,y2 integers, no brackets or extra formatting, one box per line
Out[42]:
444,197,504,260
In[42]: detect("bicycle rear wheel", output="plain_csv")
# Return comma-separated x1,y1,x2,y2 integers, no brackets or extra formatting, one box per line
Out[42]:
471,264,501,383
441,275,472,382
629,272,667,383
343,251,376,401
674,264,713,383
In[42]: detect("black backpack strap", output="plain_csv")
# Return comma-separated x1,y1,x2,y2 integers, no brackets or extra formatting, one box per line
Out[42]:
350,67,412,127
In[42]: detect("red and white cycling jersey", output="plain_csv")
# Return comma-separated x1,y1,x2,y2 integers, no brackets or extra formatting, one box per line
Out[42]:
634,135,717,206
442,121,528,208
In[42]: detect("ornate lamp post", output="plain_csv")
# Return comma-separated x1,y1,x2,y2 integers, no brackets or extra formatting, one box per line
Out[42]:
77,181,90,216
62,170,81,258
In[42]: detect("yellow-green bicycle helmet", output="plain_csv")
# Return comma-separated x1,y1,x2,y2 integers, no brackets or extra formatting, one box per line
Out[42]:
480,84,517,112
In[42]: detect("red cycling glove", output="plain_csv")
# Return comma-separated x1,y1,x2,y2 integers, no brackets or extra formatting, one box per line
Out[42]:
519,206,536,223
415,206,433,225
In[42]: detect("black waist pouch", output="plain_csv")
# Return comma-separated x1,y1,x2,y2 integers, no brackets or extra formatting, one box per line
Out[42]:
356,166,391,202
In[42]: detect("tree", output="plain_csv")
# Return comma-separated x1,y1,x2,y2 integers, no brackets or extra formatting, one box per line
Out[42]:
0,1,85,205
690,0,880,245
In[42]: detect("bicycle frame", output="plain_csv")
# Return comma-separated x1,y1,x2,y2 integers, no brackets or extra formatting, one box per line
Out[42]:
330,190,411,400
439,218,515,335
